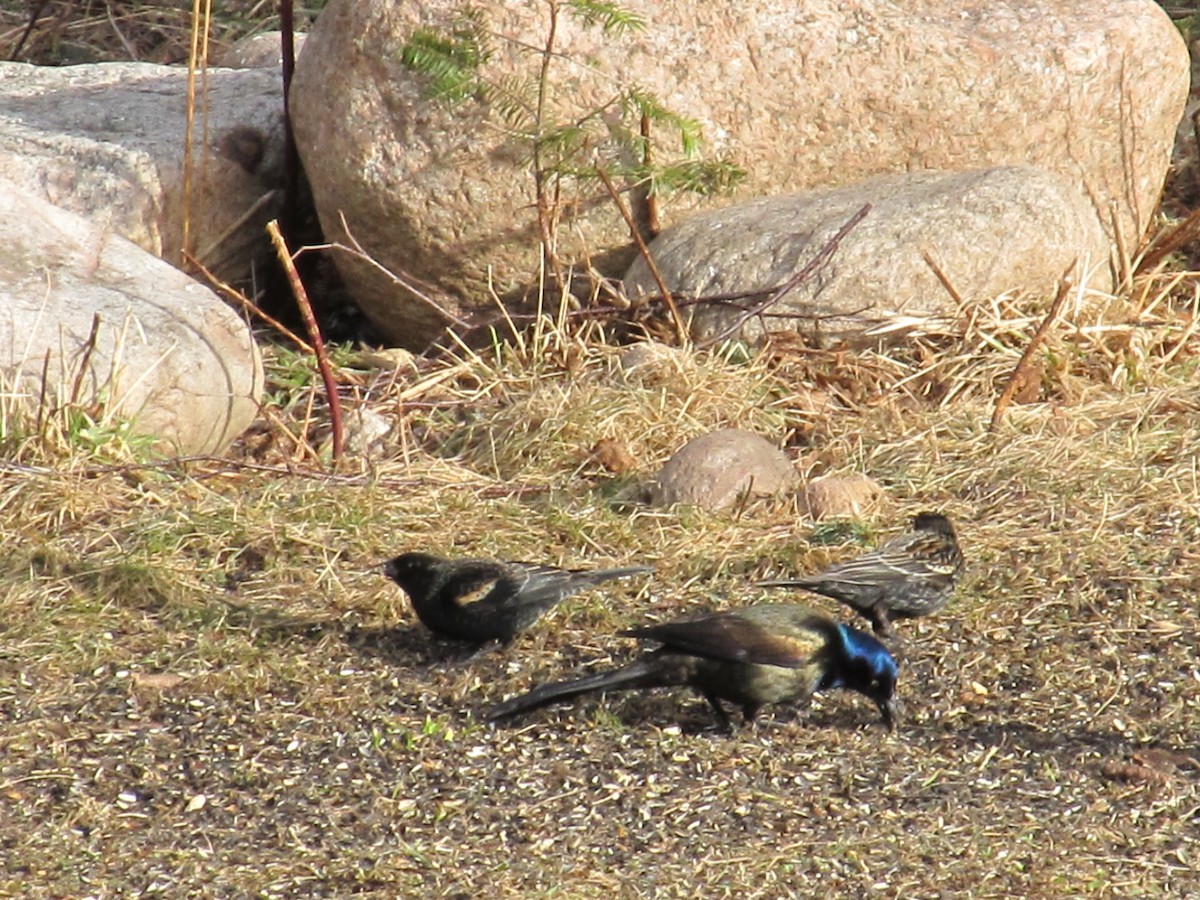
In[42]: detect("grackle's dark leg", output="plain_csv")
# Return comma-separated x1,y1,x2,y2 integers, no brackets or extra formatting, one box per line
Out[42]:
702,691,735,733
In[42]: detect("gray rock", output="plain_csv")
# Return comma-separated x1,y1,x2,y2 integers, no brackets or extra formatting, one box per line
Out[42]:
617,341,683,377
216,32,306,69
340,408,394,459
0,185,262,454
803,477,885,521
623,167,1112,344
290,0,1185,349
0,61,287,284
652,429,798,511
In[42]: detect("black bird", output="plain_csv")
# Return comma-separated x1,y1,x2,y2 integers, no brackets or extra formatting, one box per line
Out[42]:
382,552,653,643
757,511,962,637
486,604,899,730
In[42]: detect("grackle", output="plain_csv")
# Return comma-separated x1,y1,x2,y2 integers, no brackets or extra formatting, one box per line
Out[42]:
486,604,899,730
757,512,962,637
383,552,653,643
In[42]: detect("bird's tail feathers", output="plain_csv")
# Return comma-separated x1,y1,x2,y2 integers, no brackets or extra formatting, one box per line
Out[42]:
486,654,683,721
756,576,819,589
585,564,655,583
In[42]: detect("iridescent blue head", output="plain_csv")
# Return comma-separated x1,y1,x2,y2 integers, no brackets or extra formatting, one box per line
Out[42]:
822,623,900,730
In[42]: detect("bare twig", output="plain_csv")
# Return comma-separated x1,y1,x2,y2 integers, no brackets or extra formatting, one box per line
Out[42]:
279,0,301,231
9,0,49,60
1135,203,1200,275
989,264,1077,433
1110,204,1132,292
637,111,660,238
181,0,213,263
267,220,344,461
192,188,283,264
182,249,313,352
35,348,50,438
532,0,567,291
696,203,871,349
595,166,687,346
674,288,873,321
327,212,472,330
922,250,983,336
105,3,138,59
921,251,967,309
69,314,102,408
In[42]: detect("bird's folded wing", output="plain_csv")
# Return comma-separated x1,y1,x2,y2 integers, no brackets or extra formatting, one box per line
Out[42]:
500,562,652,608
443,560,509,607
494,562,586,608
819,548,952,583
622,615,823,668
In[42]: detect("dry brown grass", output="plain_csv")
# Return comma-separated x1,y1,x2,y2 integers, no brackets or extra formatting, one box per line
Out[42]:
5,262,1200,897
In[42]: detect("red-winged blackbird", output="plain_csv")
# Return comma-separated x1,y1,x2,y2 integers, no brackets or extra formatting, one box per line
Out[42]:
487,604,899,731
382,552,654,643
757,512,962,637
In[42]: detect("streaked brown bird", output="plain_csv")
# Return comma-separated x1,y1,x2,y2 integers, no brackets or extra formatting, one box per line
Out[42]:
757,512,963,637
486,604,899,731
383,552,653,643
